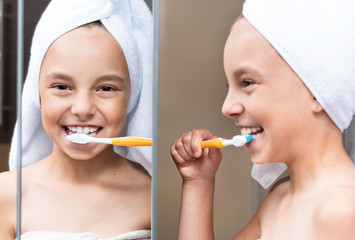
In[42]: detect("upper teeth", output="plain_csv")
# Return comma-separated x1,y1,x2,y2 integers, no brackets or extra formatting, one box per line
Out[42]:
68,126,99,134
240,127,262,135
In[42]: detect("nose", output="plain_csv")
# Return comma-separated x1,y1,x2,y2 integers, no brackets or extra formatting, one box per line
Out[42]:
71,92,96,121
221,89,245,119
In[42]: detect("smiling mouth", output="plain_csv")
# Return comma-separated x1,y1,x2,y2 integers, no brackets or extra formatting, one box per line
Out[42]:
63,126,103,137
240,126,264,137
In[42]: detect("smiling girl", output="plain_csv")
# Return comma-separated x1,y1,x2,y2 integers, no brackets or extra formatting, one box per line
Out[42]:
171,0,355,239
0,0,152,239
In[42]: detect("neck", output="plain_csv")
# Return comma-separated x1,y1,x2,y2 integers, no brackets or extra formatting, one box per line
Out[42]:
45,146,125,182
286,127,353,194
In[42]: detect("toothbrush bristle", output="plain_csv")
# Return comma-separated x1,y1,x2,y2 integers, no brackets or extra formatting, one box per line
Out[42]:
67,133,90,144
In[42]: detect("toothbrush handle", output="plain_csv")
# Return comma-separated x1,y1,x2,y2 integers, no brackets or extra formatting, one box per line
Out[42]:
201,138,226,149
111,137,152,146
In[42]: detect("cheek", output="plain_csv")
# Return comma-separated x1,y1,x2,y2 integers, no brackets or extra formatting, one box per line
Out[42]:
100,97,129,131
40,93,73,143
40,94,66,129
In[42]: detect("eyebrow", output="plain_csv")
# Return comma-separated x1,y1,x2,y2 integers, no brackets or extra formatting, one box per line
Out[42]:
45,72,126,84
96,74,126,84
45,72,73,82
233,66,265,78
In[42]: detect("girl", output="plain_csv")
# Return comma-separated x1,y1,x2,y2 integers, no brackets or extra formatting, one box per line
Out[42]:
0,0,152,239
171,0,355,239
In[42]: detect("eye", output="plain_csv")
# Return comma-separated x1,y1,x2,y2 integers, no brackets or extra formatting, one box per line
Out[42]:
97,85,118,92
51,84,71,91
241,79,254,87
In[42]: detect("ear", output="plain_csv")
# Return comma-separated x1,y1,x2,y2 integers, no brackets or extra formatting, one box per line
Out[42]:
312,97,323,113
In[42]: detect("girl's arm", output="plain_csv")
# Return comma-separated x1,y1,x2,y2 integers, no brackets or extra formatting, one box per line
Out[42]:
178,178,215,239
171,129,222,240
0,172,17,239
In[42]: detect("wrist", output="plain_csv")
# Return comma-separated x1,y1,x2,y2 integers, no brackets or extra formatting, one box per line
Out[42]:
182,177,215,187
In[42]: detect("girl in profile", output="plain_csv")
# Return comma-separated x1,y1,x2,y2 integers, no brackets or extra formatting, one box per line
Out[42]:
171,0,355,239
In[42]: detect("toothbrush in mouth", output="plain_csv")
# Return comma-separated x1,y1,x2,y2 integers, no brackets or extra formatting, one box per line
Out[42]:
201,135,254,149
67,133,152,147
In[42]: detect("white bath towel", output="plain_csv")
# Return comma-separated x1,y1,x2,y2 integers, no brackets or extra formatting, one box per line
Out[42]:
18,230,151,240
242,0,355,188
9,0,153,174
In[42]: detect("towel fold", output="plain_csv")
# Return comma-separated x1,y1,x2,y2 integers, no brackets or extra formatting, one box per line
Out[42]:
243,0,355,188
9,0,153,174
18,230,151,240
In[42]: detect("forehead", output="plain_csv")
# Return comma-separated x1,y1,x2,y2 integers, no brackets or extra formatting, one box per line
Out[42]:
224,18,279,68
223,18,307,91
42,25,128,74
52,25,117,50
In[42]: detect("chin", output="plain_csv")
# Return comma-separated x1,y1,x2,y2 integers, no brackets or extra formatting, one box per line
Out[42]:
250,154,273,165
67,153,97,161
63,146,104,160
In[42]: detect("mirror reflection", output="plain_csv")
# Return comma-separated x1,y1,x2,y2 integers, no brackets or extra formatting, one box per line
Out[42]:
0,0,153,239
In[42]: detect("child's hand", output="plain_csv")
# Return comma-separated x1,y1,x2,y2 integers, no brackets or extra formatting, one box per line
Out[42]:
170,128,222,183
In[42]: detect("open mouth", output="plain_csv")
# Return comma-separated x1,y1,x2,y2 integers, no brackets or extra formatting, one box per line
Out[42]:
240,126,263,138
63,126,103,137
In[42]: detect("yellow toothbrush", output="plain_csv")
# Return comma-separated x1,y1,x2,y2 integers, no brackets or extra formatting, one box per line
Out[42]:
201,135,254,149
67,134,152,146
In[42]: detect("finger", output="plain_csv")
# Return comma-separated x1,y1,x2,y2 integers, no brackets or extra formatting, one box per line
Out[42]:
181,133,196,159
208,147,223,163
174,135,196,162
191,129,214,158
170,146,191,167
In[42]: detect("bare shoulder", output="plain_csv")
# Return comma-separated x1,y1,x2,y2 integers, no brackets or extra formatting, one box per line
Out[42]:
261,176,290,208
0,170,17,203
125,160,151,185
233,209,261,240
254,177,290,230
0,171,17,238
234,177,290,240
313,184,355,239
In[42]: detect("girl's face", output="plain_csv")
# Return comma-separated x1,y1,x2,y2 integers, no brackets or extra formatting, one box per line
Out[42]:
39,26,130,160
222,18,316,165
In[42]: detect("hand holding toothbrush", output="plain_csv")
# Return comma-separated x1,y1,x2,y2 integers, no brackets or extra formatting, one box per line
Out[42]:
170,128,223,182
171,128,254,182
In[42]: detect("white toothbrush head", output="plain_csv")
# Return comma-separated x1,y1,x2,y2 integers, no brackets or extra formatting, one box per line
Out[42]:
67,134,91,144
224,135,254,147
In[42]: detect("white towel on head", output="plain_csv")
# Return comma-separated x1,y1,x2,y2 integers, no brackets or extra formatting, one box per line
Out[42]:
9,0,153,174
242,0,355,188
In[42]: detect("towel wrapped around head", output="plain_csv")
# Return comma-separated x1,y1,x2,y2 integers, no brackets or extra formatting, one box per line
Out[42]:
241,0,355,188
9,0,153,174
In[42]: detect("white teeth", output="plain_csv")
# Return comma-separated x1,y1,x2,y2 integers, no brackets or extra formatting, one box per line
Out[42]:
240,127,263,135
67,126,100,135
241,128,248,135
83,127,90,134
